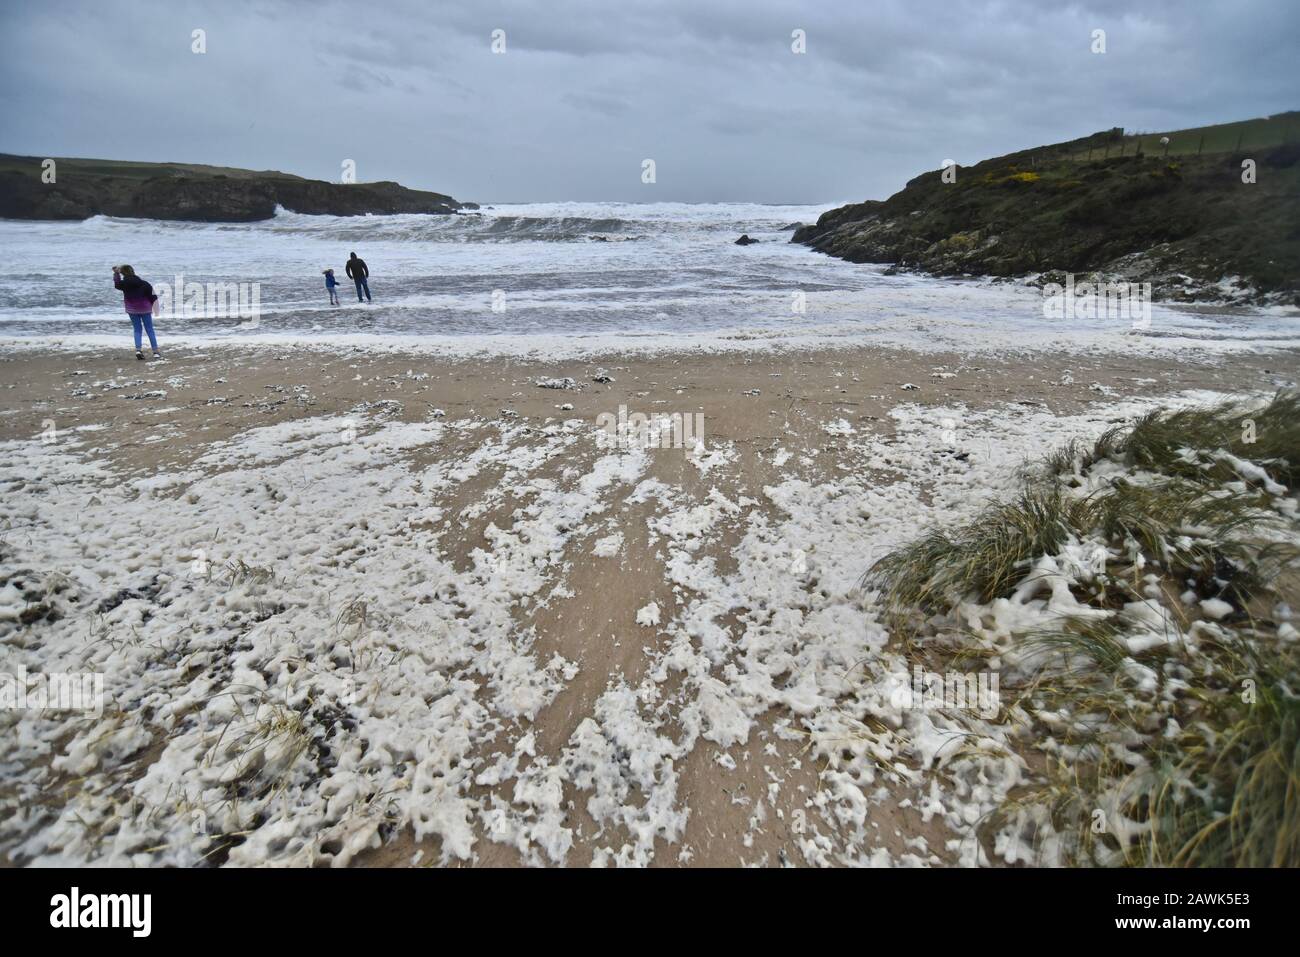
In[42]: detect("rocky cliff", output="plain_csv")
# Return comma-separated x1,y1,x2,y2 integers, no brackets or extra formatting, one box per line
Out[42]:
794,119,1300,304
0,154,476,222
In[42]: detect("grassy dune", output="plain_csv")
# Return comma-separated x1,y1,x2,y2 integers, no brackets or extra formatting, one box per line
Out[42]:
867,392,1300,866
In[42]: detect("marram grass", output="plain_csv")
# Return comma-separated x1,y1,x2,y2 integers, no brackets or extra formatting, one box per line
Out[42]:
865,391,1300,867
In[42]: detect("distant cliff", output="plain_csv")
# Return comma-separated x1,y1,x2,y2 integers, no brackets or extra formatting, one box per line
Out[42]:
794,115,1300,304
0,154,476,222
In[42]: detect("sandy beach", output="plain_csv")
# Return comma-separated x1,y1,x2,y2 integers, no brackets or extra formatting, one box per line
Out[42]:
2,341,1295,867
4,342,1294,460
7,1,1300,942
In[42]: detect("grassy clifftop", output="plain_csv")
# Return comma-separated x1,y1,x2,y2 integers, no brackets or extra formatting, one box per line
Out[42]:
0,154,476,221
794,114,1300,304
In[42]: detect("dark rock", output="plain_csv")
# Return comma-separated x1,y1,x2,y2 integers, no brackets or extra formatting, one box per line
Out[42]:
0,153,475,222
735,234,759,245
789,125,1300,304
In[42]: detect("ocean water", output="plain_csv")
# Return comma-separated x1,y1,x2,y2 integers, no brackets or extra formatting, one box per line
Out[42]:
1,201,1297,355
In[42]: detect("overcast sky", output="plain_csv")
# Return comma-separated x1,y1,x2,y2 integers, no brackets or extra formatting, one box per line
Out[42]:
2,0,1297,204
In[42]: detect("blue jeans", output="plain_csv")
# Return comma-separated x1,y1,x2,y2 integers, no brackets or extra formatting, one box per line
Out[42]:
129,312,158,351
354,277,371,301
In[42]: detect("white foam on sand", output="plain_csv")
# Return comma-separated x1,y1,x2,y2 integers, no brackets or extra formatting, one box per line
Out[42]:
7,302,1300,363
0,386,1289,866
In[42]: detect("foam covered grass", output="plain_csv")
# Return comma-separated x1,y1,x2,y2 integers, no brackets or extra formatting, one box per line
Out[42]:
866,391,1300,866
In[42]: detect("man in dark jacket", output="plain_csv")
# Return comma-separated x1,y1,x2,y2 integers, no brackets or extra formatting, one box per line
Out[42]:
346,252,371,302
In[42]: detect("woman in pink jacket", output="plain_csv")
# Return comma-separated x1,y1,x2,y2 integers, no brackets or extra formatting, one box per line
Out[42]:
112,265,161,359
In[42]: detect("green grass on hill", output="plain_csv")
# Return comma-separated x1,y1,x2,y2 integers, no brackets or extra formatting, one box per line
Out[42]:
0,154,304,182
796,110,1300,301
1051,112,1300,164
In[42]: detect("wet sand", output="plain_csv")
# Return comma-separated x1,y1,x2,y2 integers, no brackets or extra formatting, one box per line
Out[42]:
4,343,1295,462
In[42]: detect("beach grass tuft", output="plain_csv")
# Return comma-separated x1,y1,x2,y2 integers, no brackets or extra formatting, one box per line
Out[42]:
865,390,1300,866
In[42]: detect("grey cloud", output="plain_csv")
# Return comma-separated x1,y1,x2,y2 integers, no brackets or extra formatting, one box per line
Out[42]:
0,0,1296,203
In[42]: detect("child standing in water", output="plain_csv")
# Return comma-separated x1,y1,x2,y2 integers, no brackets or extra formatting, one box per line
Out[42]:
113,265,160,359
324,268,340,305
